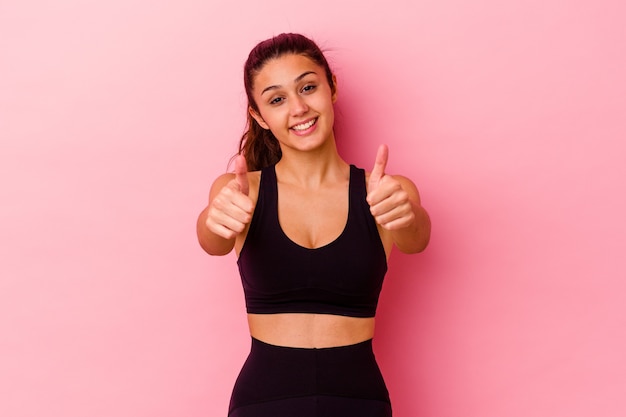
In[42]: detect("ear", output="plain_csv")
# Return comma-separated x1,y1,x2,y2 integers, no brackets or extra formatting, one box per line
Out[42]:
248,107,270,130
331,74,338,103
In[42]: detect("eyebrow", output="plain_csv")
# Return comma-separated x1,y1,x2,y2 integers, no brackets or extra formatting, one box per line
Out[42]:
261,71,317,96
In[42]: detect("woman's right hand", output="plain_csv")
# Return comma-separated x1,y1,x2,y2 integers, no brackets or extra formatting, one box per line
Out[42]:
205,155,254,240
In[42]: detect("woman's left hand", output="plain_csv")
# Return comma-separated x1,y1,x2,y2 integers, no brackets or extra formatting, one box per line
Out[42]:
366,144,416,231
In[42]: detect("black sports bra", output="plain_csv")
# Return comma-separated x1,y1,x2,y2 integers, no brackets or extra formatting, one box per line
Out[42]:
237,164,388,318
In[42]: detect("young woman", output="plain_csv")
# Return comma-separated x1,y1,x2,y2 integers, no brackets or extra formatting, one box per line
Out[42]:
197,33,431,417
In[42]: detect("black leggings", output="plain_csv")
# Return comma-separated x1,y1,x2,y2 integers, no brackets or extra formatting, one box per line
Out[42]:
228,337,392,417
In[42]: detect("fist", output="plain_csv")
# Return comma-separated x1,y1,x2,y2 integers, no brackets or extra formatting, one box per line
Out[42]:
366,144,415,230
205,155,254,239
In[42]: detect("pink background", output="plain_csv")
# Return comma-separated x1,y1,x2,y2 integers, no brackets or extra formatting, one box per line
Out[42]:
2,0,625,416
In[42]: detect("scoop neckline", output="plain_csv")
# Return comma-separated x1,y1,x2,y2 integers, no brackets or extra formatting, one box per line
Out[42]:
274,164,353,252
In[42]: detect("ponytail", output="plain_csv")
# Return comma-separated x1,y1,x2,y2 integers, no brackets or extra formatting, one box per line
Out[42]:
238,112,282,171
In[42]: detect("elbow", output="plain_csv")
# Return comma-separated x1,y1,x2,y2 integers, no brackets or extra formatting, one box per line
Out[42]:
397,211,431,254
398,234,430,254
196,227,235,257
198,238,232,256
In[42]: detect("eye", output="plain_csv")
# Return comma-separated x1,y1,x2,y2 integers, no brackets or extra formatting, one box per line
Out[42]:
269,96,284,105
302,84,317,93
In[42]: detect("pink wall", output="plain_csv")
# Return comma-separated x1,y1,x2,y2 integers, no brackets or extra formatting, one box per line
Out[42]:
1,1,625,416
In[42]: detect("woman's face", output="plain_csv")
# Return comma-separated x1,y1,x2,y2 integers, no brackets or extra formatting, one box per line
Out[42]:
249,53,337,155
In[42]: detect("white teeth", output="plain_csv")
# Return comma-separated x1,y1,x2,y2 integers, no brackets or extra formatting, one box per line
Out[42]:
292,118,316,131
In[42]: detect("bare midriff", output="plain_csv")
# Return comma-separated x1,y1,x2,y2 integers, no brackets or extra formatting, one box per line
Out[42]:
247,313,375,348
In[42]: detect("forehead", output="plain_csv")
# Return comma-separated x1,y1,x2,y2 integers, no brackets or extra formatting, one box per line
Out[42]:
253,54,323,91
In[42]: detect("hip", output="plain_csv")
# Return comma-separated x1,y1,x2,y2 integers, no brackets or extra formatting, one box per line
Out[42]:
228,337,391,416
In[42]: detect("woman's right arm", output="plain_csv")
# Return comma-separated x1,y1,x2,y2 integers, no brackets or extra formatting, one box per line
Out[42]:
196,157,253,256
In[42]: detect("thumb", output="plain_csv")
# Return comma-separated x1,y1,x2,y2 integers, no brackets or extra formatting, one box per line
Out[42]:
234,154,249,196
368,144,388,190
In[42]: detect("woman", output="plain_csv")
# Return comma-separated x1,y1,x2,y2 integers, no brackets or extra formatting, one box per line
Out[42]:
197,33,430,417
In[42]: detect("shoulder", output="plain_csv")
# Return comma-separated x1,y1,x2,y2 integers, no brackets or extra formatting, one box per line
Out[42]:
248,170,262,201
391,174,422,200
209,172,235,192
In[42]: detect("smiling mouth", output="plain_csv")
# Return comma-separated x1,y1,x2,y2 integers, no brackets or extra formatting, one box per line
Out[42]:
291,118,317,131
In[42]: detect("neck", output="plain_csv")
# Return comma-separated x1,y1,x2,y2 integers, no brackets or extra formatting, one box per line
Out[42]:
275,141,348,188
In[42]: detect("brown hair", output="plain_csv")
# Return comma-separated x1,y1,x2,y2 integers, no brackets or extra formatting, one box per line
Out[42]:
238,33,335,171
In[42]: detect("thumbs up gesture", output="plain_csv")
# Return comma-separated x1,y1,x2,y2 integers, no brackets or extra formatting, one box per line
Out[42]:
366,145,416,231
233,154,250,196
205,154,254,240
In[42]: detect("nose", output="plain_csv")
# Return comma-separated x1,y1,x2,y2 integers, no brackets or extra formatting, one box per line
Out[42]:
289,94,308,116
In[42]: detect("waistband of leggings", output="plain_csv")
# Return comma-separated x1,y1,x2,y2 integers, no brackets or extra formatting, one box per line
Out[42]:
250,336,374,351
